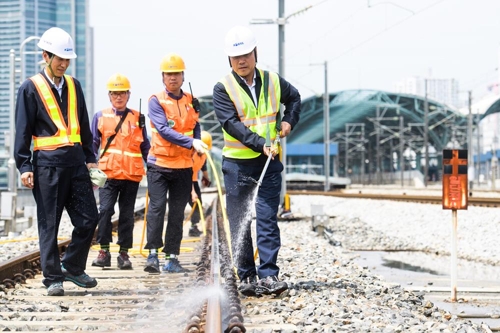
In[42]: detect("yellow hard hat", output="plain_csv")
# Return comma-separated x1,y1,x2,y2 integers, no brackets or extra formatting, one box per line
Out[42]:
107,73,131,91
201,131,212,150
160,53,186,73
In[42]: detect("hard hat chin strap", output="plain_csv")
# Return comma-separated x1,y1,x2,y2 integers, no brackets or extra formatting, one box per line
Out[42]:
46,55,62,81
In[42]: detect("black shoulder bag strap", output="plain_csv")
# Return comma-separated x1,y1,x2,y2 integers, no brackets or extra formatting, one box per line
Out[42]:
100,109,129,159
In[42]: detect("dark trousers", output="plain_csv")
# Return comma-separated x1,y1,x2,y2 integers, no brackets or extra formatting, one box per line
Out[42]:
222,158,283,281
188,181,202,225
96,179,140,249
145,165,192,255
33,164,98,286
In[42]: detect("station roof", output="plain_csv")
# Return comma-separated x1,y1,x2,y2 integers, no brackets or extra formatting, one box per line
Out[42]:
198,89,469,152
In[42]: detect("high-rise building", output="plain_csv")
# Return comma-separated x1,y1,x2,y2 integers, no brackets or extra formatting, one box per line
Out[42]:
0,0,93,150
393,76,460,109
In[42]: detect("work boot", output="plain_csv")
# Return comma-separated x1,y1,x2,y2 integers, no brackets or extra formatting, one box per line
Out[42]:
256,275,288,296
238,275,258,297
188,225,202,237
163,258,188,273
61,264,98,288
144,253,160,273
47,282,64,296
92,250,111,267
117,252,132,270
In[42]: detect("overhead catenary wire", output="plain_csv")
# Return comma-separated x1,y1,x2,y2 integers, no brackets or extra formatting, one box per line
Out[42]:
285,0,450,96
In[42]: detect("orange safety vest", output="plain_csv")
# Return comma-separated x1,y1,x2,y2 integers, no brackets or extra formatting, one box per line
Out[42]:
97,108,146,182
192,153,207,181
149,91,199,169
30,73,81,151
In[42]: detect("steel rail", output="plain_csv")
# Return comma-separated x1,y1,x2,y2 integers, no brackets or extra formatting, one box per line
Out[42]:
205,199,222,332
0,204,145,288
288,190,500,207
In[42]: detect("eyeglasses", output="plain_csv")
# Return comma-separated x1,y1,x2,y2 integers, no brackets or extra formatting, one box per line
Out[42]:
110,91,128,97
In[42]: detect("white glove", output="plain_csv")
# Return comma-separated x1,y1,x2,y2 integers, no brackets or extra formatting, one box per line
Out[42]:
89,168,107,188
192,139,208,154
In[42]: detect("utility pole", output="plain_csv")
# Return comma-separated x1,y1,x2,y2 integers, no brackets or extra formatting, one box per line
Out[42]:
467,91,473,193
399,115,404,188
423,79,429,187
8,50,16,194
376,106,381,184
323,61,329,191
492,137,498,191
345,124,349,181
250,1,315,206
278,0,287,201
361,125,365,184
476,112,481,185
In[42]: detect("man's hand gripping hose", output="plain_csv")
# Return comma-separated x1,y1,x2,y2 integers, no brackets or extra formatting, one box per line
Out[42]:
256,135,280,187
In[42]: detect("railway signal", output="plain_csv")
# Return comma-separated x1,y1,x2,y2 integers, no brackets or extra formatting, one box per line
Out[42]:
442,149,468,303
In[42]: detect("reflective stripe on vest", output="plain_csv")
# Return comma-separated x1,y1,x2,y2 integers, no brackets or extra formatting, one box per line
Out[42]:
103,148,143,158
98,108,146,181
148,91,199,169
219,69,281,159
30,74,81,150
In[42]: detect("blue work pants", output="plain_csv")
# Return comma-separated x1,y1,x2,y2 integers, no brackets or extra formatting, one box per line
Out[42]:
96,179,140,249
145,165,192,255
222,158,283,280
33,164,98,286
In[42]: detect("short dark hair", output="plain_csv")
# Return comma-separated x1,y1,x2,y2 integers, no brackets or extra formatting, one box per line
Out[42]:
44,51,54,58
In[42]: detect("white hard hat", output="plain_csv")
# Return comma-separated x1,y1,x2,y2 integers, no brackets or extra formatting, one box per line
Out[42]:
224,26,257,57
37,27,77,59
89,168,107,188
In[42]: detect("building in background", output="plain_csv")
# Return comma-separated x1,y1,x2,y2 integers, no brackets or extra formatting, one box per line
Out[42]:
0,0,93,152
393,76,460,109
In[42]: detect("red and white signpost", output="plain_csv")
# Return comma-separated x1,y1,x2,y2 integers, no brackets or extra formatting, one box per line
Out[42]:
442,149,468,302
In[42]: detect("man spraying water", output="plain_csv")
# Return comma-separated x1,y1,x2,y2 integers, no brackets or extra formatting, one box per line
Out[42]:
212,26,301,297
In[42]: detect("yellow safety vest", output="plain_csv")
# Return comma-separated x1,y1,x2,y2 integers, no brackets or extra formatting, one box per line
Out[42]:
219,69,281,159
30,74,81,151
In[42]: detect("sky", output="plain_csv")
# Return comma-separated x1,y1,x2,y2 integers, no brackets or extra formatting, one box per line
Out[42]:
89,0,500,115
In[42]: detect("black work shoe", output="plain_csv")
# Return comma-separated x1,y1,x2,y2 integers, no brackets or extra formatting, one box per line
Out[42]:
163,258,188,273
47,282,64,296
117,252,132,270
256,275,288,296
238,275,258,297
144,253,160,273
61,264,98,288
92,250,111,267
188,225,202,237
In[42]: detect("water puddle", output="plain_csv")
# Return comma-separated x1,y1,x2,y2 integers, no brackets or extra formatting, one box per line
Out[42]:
353,250,500,328
381,257,444,276
354,250,500,288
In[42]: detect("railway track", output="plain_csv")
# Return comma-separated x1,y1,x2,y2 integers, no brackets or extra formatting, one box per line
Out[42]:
2,189,500,332
288,189,500,207
0,194,247,332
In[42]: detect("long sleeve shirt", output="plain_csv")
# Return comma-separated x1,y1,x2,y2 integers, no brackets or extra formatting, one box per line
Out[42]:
213,69,301,164
14,70,95,175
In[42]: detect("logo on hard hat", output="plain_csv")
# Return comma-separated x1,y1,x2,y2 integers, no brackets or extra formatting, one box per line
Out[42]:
64,48,73,52
233,42,244,47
